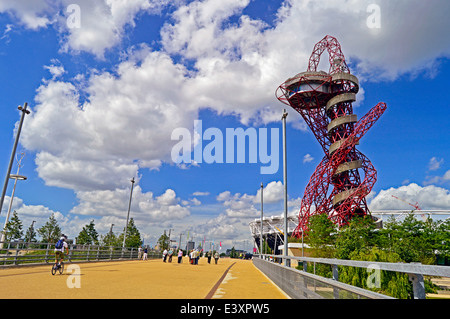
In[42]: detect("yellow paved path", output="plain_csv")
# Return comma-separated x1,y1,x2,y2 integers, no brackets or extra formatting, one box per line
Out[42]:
0,257,288,299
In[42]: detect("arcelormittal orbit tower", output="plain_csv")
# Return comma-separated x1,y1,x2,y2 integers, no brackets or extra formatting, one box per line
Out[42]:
276,35,387,237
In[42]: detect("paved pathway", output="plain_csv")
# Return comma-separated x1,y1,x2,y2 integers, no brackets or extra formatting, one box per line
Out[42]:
0,257,288,299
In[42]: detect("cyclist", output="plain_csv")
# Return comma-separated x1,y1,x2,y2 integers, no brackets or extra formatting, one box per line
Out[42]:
54,234,69,268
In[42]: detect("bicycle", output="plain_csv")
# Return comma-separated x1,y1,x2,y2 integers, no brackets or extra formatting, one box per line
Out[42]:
51,261,64,275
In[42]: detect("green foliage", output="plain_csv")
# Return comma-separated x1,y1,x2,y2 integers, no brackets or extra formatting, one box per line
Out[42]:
230,246,238,258
77,220,99,245
303,212,450,299
335,215,377,259
307,214,336,258
379,213,446,264
37,213,62,243
339,247,413,299
118,218,142,248
157,231,169,251
101,230,119,246
3,211,23,241
24,222,37,243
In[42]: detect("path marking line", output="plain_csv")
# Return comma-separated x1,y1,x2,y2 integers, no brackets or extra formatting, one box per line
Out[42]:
204,262,236,299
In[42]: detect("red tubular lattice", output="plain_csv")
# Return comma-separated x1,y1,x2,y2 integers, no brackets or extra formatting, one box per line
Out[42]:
275,35,387,236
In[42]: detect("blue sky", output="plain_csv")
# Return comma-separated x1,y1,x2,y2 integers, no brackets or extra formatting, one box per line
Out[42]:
0,0,449,250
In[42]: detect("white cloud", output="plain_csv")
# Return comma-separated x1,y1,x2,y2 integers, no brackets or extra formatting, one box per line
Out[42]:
429,157,444,171
0,0,172,57
22,47,197,191
424,169,450,186
216,181,285,219
0,195,67,236
0,0,53,30
303,154,314,163
255,181,284,204
192,191,210,196
71,185,190,222
369,183,450,211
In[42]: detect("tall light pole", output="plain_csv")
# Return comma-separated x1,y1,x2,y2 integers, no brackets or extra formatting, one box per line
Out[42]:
122,177,135,248
1,152,26,247
0,103,30,218
109,224,115,247
282,109,289,266
260,182,263,257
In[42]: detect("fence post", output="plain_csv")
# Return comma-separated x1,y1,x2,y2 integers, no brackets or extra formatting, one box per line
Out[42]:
409,273,426,299
13,248,19,265
45,243,50,263
69,244,72,262
4,242,11,265
332,264,339,281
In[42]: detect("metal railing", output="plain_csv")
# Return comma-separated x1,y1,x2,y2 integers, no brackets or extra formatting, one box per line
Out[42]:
254,254,450,299
0,241,162,267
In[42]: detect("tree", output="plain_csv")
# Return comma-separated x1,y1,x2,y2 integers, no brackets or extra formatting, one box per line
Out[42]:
3,211,23,242
102,230,119,247
230,246,237,258
118,218,141,248
24,222,37,243
307,213,336,258
77,220,99,245
379,213,435,264
335,216,377,260
435,218,450,262
37,213,62,243
157,231,169,251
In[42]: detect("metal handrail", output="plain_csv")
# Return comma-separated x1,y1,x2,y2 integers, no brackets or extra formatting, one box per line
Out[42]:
258,254,450,299
0,240,161,267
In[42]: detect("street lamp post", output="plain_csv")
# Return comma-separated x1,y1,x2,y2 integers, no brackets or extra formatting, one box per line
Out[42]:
109,224,115,247
0,103,30,218
122,177,135,248
0,174,27,247
282,109,289,266
260,182,263,257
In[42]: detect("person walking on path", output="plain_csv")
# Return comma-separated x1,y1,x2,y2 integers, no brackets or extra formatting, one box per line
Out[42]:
206,251,212,264
168,248,173,263
163,248,168,262
214,251,219,264
177,249,183,263
143,247,148,261
195,249,200,265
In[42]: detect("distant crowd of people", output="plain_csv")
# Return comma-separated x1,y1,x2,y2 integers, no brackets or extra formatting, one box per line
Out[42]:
137,246,220,264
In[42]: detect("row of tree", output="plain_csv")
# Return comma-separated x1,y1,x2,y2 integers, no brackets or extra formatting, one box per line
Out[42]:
2,211,142,248
295,213,450,298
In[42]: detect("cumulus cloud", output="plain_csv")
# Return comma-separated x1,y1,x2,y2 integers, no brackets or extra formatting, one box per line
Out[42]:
0,0,54,30
17,0,450,194
21,47,197,191
216,181,285,219
71,185,190,222
369,183,450,211
0,0,172,57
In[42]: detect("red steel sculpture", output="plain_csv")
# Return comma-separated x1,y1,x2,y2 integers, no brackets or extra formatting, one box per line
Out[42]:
276,35,387,237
